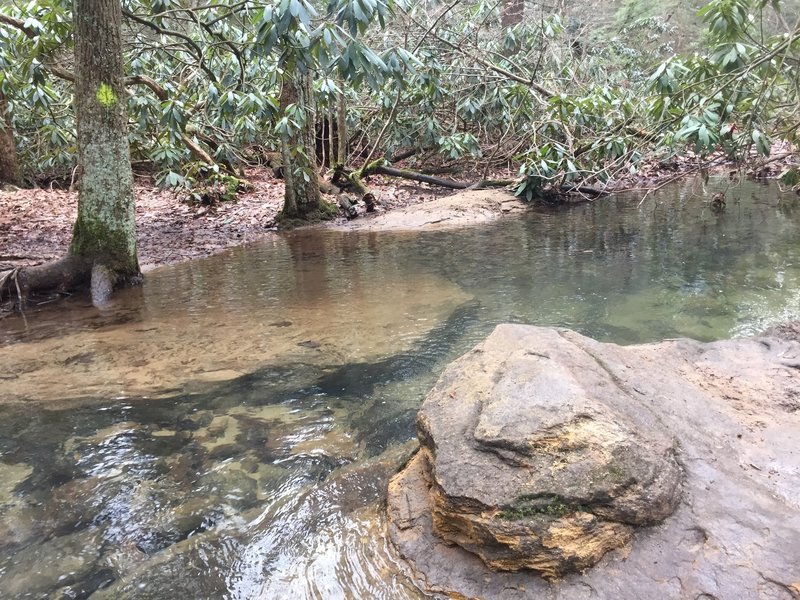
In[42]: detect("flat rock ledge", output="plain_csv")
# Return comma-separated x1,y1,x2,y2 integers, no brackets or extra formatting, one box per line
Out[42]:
387,324,800,599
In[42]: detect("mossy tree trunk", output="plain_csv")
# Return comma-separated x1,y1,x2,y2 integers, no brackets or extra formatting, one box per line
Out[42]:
70,0,140,299
1,0,140,307
279,70,334,223
0,91,21,186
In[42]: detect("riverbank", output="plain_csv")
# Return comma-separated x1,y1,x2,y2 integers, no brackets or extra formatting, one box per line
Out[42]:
2,148,797,275
0,167,458,274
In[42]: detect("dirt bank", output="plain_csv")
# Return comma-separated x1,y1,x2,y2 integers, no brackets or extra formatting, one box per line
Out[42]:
0,168,493,274
4,143,797,276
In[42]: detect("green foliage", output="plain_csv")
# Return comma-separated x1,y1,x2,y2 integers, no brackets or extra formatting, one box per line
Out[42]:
172,162,251,205
779,167,800,187
698,0,750,41
0,0,797,198
0,0,396,186
647,0,797,162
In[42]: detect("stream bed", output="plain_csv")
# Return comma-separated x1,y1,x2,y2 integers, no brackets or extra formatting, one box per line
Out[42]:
1,178,799,599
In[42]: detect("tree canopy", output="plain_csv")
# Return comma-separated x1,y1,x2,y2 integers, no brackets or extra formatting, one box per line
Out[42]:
1,0,798,200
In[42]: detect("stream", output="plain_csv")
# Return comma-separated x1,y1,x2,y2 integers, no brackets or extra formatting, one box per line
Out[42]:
1,178,799,599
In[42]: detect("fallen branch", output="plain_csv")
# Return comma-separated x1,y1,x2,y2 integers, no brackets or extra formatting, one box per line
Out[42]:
388,147,422,163
420,165,460,175
559,185,610,198
370,164,514,190
346,160,608,200
374,165,468,188
0,255,51,262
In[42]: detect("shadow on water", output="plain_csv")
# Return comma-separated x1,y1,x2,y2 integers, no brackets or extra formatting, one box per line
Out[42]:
0,301,483,599
1,178,800,599
0,296,478,484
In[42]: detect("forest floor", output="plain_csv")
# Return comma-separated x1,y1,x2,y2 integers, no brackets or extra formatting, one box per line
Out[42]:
1,146,797,274
0,166,458,273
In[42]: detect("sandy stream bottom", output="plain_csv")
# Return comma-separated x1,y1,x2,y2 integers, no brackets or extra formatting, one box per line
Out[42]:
0,272,471,405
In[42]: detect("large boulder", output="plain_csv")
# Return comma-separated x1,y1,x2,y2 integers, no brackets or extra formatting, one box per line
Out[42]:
387,324,800,599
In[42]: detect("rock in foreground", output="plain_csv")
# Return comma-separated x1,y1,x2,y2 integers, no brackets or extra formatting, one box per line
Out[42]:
388,325,800,599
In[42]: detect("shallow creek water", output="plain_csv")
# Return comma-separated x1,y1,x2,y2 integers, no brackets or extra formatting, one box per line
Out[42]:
1,178,799,599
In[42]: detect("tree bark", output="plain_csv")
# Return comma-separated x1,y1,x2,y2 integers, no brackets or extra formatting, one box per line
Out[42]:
501,0,524,56
0,91,21,186
501,0,524,28
279,70,334,222
336,89,347,166
70,0,141,299
1,0,141,307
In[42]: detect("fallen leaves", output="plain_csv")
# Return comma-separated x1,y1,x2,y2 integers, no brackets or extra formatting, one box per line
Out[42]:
0,166,454,272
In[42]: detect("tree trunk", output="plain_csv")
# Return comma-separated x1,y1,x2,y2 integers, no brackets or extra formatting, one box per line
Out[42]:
71,0,141,297
2,0,141,307
279,71,335,223
0,91,21,186
336,89,348,166
501,0,524,28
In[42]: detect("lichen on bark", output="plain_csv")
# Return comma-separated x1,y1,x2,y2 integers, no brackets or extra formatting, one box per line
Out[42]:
71,0,141,293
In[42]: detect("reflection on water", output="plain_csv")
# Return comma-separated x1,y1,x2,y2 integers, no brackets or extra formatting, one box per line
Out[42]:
0,178,799,598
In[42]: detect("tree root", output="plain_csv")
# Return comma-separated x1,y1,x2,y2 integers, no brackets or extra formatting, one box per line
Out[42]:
1,257,85,310
0,255,141,310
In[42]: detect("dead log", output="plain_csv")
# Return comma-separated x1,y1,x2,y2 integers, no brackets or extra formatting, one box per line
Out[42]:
1,253,143,310
350,160,608,200
338,194,358,219
388,147,421,162
371,165,513,190
372,165,467,188
560,185,609,198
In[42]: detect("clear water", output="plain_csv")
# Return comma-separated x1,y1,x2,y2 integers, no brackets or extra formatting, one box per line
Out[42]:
1,179,799,599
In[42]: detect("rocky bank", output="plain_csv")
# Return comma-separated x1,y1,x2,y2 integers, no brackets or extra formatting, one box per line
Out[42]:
387,324,800,599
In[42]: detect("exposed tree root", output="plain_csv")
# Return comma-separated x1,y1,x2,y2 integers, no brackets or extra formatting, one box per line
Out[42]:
0,256,141,310
0,268,22,308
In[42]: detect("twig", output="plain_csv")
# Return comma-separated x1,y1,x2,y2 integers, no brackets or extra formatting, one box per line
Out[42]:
0,268,25,317
13,270,24,315
634,160,724,206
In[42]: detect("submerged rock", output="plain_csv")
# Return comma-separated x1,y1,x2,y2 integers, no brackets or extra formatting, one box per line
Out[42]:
388,324,800,598
0,528,104,599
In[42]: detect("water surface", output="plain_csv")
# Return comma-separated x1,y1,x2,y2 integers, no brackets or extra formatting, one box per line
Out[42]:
1,178,798,599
